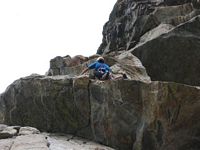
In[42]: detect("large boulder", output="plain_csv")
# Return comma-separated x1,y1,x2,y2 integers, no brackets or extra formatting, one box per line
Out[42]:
114,52,151,82
131,15,200,86
0,74,92,138
18,126,40,135
2,1,200,150
0,75,200,149
0,127,17,139
46,55,88,76
96,0,200,86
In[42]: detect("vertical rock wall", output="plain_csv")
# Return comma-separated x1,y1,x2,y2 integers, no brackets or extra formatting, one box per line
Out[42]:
97,0,200,86
0,75,200,150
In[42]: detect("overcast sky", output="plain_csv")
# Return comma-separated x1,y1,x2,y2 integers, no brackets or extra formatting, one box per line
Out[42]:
0,0,116,93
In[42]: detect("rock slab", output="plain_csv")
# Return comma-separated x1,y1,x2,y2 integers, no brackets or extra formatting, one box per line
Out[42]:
0,75,200,149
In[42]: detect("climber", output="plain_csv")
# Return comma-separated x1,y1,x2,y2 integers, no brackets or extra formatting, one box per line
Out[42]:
80,56,112,80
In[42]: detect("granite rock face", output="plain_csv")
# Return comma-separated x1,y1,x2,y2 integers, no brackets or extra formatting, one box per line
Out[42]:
97,0,200,86
0,75,200,150
97,0,200,54
0,75,91,137
132,15,200,86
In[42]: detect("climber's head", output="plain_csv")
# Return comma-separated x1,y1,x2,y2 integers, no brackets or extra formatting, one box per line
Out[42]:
97,57,104,63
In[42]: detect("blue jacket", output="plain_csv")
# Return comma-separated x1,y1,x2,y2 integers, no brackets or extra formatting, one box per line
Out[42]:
88,61,111,73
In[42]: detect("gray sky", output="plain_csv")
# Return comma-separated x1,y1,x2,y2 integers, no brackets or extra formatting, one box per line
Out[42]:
0,0,116,93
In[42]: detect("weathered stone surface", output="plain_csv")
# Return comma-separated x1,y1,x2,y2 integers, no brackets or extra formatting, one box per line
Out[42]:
90,80,142,150
0,75,200,149
134,82,200,150
137,23,174,46
0,124,7,131
132,15,200,86
0,127,17,139
47,134,115,150
46,55,88,76
0,138,14,150
97,0,200,54
10,134,48,150
0,124,114,150
111,52,151,82
0,125,48,150
0,75,91,137
18,126,40,135
96,0,200,86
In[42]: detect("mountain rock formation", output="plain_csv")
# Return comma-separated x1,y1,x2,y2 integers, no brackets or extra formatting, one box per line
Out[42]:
0,0,200,150
98,0,200,86
0,75,200,150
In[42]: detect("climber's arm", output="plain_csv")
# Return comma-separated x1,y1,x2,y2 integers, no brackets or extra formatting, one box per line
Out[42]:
80,67,89,75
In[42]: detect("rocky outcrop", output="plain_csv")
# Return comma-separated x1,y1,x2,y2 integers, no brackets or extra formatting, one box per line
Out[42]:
97,0,200,86
0,75,91,137
1,0,200,150
97,0,200,54
131,15,200,86
0,75,200,150
46,55,89,76
46,53,151,83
